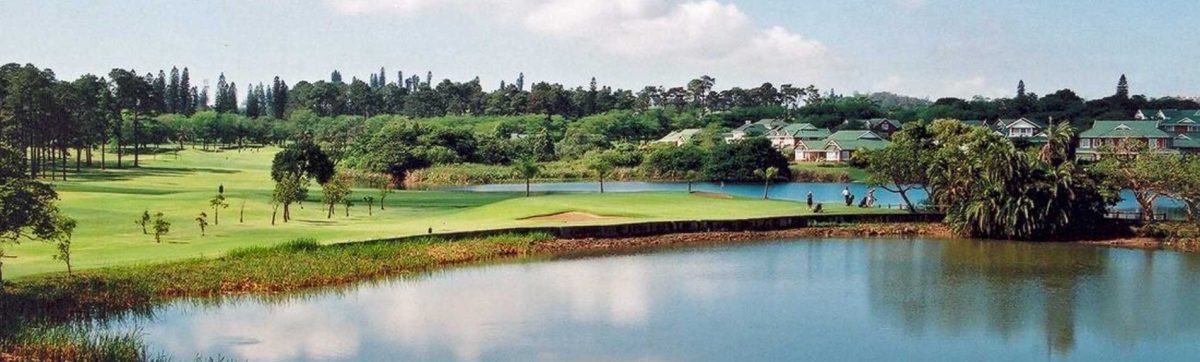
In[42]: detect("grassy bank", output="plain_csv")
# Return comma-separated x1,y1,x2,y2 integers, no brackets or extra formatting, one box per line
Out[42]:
0,233,549,360
1,222,947,360
407,161,867,186
5,147,893,280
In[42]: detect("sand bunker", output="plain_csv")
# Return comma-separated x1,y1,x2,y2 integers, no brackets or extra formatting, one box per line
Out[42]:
690,191,732,199
521,211,622,222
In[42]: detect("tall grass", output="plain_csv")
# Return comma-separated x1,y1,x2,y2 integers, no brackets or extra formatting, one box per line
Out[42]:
0,324,165,362
1,233,553,359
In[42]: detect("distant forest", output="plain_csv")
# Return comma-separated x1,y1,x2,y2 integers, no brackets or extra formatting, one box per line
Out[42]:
3,62,1199,180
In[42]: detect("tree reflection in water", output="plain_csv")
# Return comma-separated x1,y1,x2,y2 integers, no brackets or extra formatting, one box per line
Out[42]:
867,239,1200,357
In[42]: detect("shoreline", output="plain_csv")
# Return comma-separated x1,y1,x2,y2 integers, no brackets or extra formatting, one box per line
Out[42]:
1,221,1190,359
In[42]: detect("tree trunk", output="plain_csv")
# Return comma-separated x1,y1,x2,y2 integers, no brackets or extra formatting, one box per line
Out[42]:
133,113,140,167
762,180,770,200
240,202,245,223
101,143,107,170
213,207,219,225
599,176,605,193
1136,192,1158,222
327,203,334,219
898,189,916,213
526,179,531,197
75,147,81,173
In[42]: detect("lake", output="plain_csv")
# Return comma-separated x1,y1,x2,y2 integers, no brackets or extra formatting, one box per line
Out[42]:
99,238,1200,361
451,181,1181,213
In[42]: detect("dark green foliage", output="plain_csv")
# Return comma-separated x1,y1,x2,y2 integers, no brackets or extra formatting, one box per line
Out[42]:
703,138,792,182
927,120,1116,240
642,144,707,179
271,141,335,184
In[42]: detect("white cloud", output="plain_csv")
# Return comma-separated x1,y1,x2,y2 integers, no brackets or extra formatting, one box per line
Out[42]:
324,0,833,81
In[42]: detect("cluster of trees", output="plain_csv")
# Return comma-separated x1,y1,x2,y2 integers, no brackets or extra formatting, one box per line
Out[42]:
1093,141,1200,223
886,77,1199,130
862,120,1116,240
863,118,1200,241
0,145,75,282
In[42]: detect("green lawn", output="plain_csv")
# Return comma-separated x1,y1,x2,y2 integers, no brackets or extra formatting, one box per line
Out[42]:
5,147,893,279
790,162,869,181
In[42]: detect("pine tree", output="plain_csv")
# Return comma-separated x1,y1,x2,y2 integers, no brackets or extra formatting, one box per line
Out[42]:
331,70,343,83
244,86,259,117
179,68,193,115
227,82,238,113
426,71,433,86
215,73,229,112
378,67,387,86
1117,74,1129,99
166,67,180,113
270,76,289,119
197,86,208,111
516,72,525,91
152,70,167,113
1017,80,1026,100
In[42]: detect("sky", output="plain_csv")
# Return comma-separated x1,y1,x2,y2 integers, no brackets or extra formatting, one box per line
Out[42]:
1,0,1198,100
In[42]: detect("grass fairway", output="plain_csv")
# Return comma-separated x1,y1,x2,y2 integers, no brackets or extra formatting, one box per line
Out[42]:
5,147,894,279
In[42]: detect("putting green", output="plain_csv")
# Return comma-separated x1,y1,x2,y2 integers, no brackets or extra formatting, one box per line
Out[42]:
4,147,894,279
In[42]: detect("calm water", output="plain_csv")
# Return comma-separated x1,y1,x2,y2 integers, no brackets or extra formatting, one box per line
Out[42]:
100,238,1200,361
450,182,1180,212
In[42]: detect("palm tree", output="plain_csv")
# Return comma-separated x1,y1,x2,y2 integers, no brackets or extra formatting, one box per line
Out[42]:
513,158,541,197
1039,122,1075,165
753,167,779,200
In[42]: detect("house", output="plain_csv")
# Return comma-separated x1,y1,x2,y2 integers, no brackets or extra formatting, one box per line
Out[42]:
724,119,790,143
653,129,701,146
862,118,901,136
796,130,890,162
767,123,830,150
1160,116,1200,134
1134,108,1200,121
1134,109,1200,134
1076,120,1175,160
994,117,1046,140
1173,133,1200,154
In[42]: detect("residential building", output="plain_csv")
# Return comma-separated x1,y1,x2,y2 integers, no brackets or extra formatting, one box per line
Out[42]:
796,130,890,162
723,119,789,143
767,123,830,150
1076,120,1175,160
994,118,1046,140
1173,133,1200,154
1134,108,1200,134
653,129,701,146
862,118,901,136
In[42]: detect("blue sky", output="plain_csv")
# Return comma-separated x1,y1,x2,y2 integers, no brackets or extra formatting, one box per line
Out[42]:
1,0,1197,99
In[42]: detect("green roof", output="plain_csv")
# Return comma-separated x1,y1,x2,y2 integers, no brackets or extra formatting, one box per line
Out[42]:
772,123,830,138
1160,116,1200,126
655,129,701,143
1079,120,1171,139
1174,133,1200,149
824,130,890,151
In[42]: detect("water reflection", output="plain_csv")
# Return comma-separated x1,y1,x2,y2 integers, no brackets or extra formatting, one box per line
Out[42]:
101,239,1200,361
453,181,1183,213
